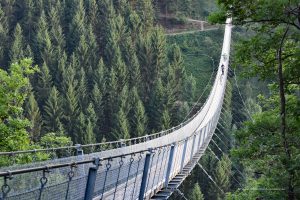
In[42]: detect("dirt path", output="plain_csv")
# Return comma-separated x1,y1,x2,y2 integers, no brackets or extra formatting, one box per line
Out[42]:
165,27,219,36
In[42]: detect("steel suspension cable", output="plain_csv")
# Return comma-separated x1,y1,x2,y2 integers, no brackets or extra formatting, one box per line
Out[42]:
197,163,225,194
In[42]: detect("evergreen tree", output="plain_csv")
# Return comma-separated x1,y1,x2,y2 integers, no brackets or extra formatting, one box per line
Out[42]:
43,86,64,134
10,24,25,62
190,183,204,200
136,0,154,32
77,67,87,109
93,58,106,92
84,103,97,143
25,92,42,142
0,6,8,66
92,83,103,141
97,0,115,54
138,27,166,102
35,11,51,64
210,155,231,200
85,0,98,28
130,87,147,137
148,78,164,131
20,0,35,42
49,3,65,52
123,37,141,89
63,78,79,141
36,62,53,105
161,108,171,130
68,0,86,53
113,85,130,139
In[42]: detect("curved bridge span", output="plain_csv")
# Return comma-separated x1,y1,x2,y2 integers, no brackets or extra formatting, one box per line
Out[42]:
0,18,232,200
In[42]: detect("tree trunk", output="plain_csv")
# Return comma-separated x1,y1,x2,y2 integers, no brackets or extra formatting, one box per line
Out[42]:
277,26,294,200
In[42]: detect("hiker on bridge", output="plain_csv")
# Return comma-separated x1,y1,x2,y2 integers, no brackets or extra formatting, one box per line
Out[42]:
221,64,225,75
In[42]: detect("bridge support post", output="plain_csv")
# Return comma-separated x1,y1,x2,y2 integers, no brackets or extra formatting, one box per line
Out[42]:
76,144,85,177
139,153,152,200
164,144,175,187
190,134,197,160
198,129,203,151
180,139,188,172
76,144,84,156
84,158,100,200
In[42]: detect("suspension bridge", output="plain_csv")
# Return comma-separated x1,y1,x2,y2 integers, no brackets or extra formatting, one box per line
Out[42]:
0,18,233,200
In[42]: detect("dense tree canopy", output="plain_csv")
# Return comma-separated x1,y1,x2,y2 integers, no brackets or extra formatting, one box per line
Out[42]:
209,0,300,199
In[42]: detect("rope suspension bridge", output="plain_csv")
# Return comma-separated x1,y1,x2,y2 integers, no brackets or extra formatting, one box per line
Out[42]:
0,18,233,200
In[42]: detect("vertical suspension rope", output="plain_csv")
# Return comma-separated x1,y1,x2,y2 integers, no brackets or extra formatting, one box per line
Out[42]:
122,154,135,200
100,159,112,200
130,153,143,199
112,156,124,199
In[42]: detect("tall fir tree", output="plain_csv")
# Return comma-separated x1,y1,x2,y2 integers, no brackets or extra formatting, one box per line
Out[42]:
189,183,204,200
113,85,130,139
36,62,53,105
25,92,42,142
130,87,147,137
91,83,104,141
67,0,86,54
20,0,36,42
209,155,231,200
43,86,64,134
0,6,8,67
10,23,25,62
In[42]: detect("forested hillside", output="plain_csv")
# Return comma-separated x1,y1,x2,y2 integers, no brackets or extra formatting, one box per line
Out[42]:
0,0,197,154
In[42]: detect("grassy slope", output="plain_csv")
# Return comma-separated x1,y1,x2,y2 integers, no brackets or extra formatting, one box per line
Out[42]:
167,28,224,99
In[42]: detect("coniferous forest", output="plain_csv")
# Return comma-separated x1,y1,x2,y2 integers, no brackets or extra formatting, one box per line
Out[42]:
0,0,197,152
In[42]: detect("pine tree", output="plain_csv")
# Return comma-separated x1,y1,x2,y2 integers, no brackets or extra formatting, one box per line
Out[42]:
24,44,33,58
123,37,141,89
77,67,88,109
2,0,16,27
92,83,103,141
0,6,8,66
93,58,106,92
60,57,80,140
84,103,97,143
113,85,130,139
210,155,231,200
68,0,86,53
103,68,118,135
36,62,53,105
35,11,52,64
97,0,116,53
10,24,25,62
43,86,64,134
136,0,154,32
148,78,164,131
130,87,147,137
85,0,98,28
20,0,35,42
49,3,65,52
137,27,166,102
25,92,42,142
161,108,171,130
190,183,204,200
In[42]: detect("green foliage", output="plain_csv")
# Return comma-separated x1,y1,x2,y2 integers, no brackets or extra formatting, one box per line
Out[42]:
43,86,63,134
190,182,204,200
0,0,195,150
0,58,37,152
25,92,42,142
210,1,300,198
211,155,231,199
40,132,72,148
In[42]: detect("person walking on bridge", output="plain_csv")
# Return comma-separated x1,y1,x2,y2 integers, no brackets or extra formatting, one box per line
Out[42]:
221,64,224,75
